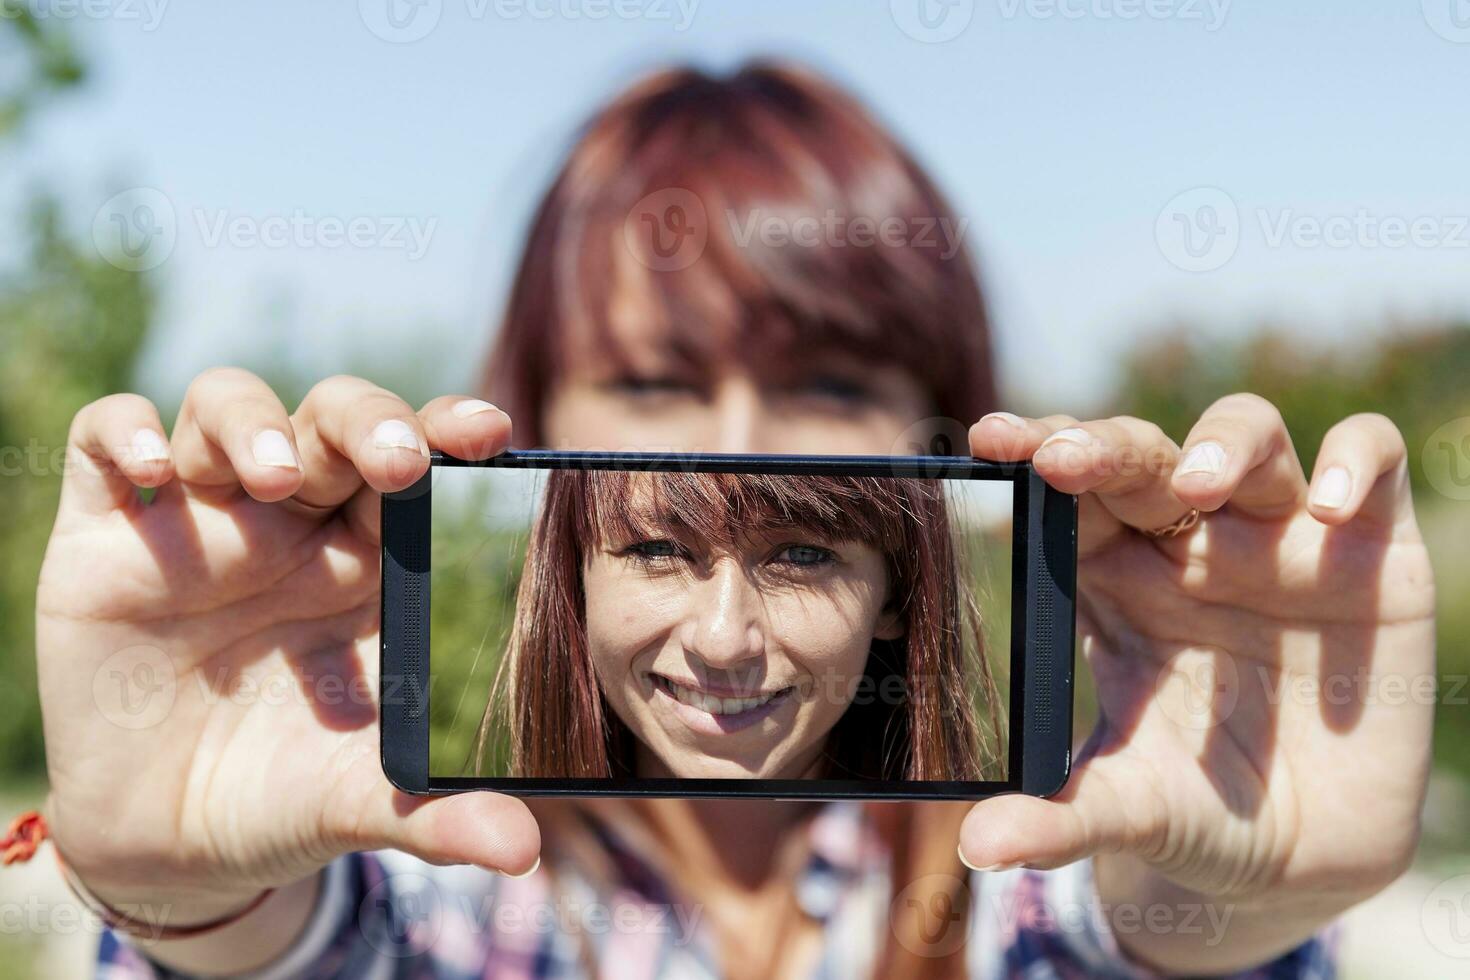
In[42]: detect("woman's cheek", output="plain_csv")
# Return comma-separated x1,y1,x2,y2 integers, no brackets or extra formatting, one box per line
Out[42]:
583,567,682,690
768,590,881,709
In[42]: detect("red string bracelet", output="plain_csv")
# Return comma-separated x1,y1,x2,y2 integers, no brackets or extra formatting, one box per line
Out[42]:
3,810,276,941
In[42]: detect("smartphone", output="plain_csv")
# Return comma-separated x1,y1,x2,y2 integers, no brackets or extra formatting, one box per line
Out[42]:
380,451,1076,800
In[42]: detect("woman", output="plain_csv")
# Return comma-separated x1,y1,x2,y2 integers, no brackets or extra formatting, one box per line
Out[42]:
478,469,1001,782
31,63,1431,978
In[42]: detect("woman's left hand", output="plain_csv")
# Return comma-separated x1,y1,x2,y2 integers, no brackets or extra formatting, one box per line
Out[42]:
961,395,1436,973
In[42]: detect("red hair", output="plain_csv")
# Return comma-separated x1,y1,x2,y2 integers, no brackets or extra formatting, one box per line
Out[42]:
475,470,1005,782
483,62,997,446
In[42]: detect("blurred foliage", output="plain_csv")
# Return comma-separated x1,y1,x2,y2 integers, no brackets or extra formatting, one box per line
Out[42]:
0,0,85,138
1107,323,1470,786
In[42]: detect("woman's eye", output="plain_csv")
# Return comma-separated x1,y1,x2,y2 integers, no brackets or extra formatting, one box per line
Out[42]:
626,540,684,561
787,376,873,404
774,545,835,567
608,375,700,398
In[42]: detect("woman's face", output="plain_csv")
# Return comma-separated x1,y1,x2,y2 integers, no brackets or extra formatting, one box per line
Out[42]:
582,492,903,779
541,309,933,457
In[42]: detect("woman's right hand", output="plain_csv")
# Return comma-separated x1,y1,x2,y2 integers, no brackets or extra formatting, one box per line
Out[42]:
35,369,541,929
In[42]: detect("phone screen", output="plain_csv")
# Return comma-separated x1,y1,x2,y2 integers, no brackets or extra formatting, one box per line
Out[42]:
424,465,1015,785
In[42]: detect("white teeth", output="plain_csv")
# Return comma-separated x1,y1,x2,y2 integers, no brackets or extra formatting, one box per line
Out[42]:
661,678,778,715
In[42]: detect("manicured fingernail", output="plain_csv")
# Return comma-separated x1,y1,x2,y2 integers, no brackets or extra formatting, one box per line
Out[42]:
452,399,499,419
130,429,170,463
502,856,540,879
251,429,298,469
981,411,1027,429
1177,441,1227,478
1310,466,1352,509
1040,427,1093,448
373,419,422,453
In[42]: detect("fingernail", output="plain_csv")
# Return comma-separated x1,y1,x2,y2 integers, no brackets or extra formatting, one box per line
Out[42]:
1040,427,1092,448
251,430,298,469
452,399,499,419
373,419,423,454
981,411,1027,429
130,429,170,463
958,845,1020,873
1310,466,1352,509
1177,441,1227,478
502,856,540,879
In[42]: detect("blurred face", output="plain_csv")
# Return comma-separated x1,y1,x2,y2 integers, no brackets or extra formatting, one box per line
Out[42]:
541,307,933,456
582,485,903,779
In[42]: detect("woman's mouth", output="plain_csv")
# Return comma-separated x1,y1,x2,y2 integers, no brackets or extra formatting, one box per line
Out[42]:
648,674,794,735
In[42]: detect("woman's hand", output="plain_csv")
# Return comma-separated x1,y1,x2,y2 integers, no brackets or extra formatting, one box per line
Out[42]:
36,370,540,945
961,396,1435,972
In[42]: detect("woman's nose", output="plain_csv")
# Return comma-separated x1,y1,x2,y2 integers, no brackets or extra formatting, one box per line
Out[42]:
709,375,772,454
678,559,766,671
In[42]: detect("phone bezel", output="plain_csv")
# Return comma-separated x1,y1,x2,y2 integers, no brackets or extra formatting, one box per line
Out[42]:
381,450,1075,800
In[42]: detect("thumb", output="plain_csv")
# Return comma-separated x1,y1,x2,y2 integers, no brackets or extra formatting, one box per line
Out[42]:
343,779,542,875
958,758,1158,872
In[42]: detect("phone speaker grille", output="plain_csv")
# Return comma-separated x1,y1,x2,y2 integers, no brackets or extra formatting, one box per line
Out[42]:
1033,531,1055,735
402,538,425,720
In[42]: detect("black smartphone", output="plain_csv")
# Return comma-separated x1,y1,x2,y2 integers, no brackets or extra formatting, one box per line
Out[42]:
380,450,1076,800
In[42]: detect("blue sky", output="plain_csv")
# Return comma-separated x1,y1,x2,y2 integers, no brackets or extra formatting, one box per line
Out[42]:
7,0,1470,411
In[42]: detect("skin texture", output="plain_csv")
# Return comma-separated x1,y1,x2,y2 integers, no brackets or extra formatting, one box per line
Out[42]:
583,515,901,780
33,328,1434,974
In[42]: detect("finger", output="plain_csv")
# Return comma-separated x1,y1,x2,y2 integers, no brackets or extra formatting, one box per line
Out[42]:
1171,393,1307,520
58,394,175,517
971,412,1138,555
1031,416,1187,533
418,396,513,461
341,782,542,876
968,412,1078,462
289,376,431,507
959,755,1156,873
1307,413,1413,529
171,367,305,503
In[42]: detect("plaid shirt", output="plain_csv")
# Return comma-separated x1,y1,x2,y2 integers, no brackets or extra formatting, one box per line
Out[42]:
97,803,1336,979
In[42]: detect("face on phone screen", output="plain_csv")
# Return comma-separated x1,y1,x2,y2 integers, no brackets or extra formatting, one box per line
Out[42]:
426,466,1013,784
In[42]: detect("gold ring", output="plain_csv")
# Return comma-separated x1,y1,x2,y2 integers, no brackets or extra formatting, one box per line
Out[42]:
1141,508,1201,539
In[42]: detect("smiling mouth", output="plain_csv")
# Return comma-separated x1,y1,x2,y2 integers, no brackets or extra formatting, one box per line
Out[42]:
648,674,794,732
